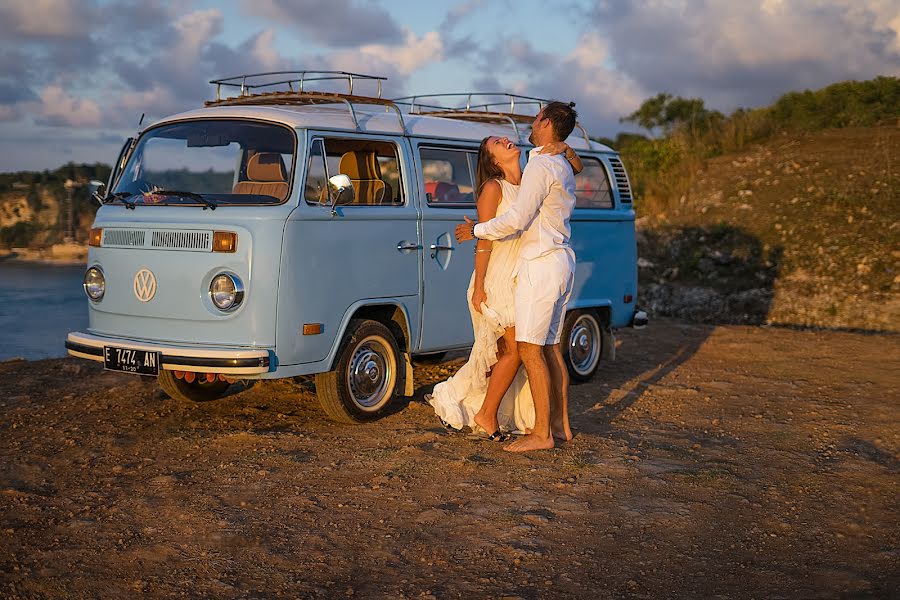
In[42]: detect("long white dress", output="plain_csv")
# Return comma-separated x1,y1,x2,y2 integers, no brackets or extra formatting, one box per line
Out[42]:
428,179,535,433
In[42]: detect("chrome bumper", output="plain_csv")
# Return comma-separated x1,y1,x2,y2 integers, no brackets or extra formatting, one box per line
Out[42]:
65,331,271,375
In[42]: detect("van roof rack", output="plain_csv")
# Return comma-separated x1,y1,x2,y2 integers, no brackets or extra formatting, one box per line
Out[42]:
392,92,591,145
205,70,407,134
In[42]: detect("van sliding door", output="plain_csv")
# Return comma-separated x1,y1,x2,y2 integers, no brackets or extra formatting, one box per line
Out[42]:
416,144,479,351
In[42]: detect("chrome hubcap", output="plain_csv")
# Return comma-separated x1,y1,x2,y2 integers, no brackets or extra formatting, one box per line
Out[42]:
347,337,393,409
568,315,600,376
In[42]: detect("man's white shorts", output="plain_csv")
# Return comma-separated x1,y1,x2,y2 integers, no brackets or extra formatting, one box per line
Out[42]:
514,249,576,346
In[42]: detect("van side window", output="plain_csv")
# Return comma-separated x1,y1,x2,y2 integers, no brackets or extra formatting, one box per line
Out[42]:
304,138,404,206
575,157,614,209
421,147,477,206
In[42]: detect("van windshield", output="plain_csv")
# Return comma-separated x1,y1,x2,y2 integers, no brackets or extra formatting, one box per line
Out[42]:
112,120,295,206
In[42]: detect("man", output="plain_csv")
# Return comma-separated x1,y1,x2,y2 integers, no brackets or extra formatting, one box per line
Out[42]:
455,101,578,453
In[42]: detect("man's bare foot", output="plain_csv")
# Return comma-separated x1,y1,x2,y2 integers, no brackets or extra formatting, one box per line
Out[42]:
503,433,554,453
551,417,573,442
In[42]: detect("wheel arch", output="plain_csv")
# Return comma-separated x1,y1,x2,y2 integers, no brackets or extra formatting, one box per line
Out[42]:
351,303,411,353
325,299,413,371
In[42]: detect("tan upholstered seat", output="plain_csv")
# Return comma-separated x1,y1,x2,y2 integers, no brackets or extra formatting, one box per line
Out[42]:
338,151,385,205
233,153,289,200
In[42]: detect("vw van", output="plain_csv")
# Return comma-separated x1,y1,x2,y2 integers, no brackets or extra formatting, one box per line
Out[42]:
66,71,646,423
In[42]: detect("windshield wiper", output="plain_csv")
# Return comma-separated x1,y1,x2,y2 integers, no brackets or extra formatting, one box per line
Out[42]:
153,190,217,210
104,191,138,209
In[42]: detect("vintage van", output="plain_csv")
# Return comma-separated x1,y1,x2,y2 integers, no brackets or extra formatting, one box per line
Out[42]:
66,71,646,423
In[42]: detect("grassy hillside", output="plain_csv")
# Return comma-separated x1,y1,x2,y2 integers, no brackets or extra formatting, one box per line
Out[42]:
635,126,899,331
609,77,900,332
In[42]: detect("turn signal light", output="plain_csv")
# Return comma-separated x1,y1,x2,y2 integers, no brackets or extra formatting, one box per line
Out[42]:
212,231,237,253
624,294,633,303
88,227,103,247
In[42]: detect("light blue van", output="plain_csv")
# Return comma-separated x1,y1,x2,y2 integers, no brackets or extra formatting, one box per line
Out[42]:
66,71,646,423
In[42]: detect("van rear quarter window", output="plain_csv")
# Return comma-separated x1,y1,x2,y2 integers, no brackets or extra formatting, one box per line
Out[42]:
575,156,614,209
112,120,296,205
421,147,477,206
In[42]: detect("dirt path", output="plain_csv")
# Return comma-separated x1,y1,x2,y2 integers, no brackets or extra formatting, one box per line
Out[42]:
1,320,897,599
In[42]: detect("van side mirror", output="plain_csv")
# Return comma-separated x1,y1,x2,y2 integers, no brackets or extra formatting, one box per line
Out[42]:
328,174,354,216
88,180,106,204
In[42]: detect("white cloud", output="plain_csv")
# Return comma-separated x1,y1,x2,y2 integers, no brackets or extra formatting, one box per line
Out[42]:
590,0,900,110
355,31,444,75
248,29,282,71
0,105,22,122
0,0,94,39
241,0,403,47
35,85,102,127
170,9,224,77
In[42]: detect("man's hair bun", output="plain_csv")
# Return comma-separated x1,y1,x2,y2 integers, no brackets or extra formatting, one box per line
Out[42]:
568,101,576,108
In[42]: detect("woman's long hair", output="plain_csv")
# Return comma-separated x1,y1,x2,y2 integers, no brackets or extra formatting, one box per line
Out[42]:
475,136,504,195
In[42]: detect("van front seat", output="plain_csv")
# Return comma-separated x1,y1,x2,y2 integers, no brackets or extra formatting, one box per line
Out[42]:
338,151,386,205
233,153,288,200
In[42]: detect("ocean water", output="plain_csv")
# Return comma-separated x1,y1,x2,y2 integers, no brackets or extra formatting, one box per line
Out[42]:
0,263,88,361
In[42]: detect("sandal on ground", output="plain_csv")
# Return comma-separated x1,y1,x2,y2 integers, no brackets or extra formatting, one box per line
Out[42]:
424,394,463,432
469,425,510,443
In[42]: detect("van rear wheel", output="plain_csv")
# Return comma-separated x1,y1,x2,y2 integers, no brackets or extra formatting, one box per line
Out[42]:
158,370,231,402
561,310,602,382
315,319,401,423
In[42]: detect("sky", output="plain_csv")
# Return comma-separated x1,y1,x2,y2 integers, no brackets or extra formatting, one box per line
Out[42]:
0,0,898,172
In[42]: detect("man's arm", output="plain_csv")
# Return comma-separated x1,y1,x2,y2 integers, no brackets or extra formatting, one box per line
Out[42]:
472,158,553,241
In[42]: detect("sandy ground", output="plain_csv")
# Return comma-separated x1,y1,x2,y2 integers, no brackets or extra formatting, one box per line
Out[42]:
1,319,897,599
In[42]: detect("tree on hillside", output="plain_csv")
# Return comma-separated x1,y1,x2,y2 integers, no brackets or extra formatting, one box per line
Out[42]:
621,93,723,136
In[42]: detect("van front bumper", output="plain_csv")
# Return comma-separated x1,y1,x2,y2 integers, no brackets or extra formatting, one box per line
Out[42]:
65,331,271,375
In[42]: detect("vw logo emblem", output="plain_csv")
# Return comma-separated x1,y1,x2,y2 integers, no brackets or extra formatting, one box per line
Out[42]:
133,268,157,302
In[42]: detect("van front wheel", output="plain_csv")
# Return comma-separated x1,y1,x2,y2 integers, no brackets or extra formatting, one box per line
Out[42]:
158,370,231,402
561,310,602,382
315,319,401,423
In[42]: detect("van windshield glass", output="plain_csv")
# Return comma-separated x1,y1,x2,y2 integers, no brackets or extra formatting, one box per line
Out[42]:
112,120,295,206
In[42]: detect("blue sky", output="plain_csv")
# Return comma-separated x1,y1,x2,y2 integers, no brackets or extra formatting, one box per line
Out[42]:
1,0,898,171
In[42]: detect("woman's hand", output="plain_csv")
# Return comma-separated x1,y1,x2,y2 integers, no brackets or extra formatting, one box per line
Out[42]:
471,287,487,314
540,141,570,156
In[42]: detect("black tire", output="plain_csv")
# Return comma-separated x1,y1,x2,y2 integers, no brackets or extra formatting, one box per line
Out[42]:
158,370,231,402
315,319,401,423
561,310,603,383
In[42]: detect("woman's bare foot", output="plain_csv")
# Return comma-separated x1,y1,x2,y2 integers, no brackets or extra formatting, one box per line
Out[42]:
473,412,499,437
503,433,554,453
551,417,573,442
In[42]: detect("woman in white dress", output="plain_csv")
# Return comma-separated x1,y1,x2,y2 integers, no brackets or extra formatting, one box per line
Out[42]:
426,135,582,440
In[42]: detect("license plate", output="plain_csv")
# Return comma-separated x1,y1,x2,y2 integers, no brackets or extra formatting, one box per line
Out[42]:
103,346,160,376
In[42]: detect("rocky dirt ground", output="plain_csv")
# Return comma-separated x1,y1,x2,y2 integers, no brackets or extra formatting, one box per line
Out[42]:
1,319,898,599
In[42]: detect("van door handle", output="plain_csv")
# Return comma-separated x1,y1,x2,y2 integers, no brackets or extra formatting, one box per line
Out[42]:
397,241,421,251
429,243,454,259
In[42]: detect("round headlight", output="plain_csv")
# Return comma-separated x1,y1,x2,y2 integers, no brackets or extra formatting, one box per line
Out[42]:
83,266,105,301
209,273,244,311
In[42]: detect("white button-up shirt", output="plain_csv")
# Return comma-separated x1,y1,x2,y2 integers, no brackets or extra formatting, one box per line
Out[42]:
473,147,576,261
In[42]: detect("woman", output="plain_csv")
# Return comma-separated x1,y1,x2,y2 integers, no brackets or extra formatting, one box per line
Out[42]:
426,135,582,440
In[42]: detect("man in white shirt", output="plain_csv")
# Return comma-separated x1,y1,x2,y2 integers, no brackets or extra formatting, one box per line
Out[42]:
455,101,579,452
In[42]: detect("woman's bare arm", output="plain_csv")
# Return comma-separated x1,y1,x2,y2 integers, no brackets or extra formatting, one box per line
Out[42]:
472,179,502,314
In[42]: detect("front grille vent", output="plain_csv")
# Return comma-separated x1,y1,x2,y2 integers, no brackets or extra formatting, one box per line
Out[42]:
151,230,212,252
103,229,146,247
608,157,633,203
101,228,213,252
